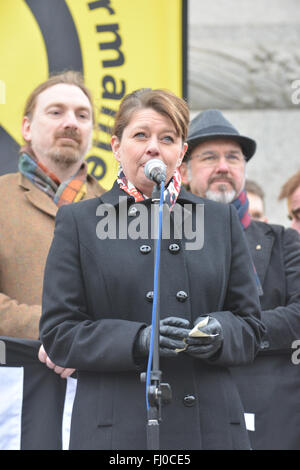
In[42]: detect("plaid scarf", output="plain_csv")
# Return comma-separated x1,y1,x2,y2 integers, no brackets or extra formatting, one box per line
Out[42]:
232,190,263,296
117,164,182,211
18,146,87,207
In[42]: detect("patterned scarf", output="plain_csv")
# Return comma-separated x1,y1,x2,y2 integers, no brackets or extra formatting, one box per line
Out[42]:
232,190,263,296
231,190,251,229
18,146,87,207
116,164,182,211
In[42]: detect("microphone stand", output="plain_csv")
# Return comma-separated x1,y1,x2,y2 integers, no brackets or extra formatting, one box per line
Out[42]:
141,182,172,450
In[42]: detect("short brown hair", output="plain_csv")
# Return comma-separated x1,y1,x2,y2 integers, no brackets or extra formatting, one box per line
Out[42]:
23,70,94,122
112,88,189,142
278,170,300,200
245,179,265,201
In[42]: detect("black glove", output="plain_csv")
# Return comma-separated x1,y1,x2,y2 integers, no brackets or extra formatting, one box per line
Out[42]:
134,316,190,358
185,316,223,359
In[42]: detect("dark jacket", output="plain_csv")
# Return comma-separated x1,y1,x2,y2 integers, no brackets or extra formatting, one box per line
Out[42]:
40,183,264,450
230,220,300,449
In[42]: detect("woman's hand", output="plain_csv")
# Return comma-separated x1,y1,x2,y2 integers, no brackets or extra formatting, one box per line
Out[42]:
38,344,75,379
185,316,223,359
134,316,190,357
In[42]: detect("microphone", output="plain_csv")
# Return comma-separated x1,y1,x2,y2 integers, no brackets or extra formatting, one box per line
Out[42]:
144,159,166,184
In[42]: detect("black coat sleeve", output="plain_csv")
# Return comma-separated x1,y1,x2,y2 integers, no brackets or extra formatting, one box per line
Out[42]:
39,205,145,372
208,206,265,366
260,228,300,352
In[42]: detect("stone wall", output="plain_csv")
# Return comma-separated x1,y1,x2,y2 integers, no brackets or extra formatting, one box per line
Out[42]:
188,0,300,226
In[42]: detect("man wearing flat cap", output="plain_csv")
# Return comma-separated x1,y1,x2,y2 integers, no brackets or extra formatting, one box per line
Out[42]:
180,109,300,450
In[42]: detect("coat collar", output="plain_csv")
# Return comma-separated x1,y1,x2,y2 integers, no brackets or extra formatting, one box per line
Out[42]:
19,173,103,218
99,180,133,207
99,180,205,207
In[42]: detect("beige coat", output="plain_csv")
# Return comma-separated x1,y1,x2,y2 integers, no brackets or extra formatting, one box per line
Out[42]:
0,172,105,339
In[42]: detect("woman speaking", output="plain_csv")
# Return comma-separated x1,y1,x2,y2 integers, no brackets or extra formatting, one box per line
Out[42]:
40,88,264,450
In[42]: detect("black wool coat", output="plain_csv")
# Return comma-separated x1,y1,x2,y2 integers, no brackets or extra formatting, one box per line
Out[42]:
40,183,264,450
230,221,300,450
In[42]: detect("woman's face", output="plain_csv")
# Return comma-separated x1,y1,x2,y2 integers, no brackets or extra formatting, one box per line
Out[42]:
111,108,188,197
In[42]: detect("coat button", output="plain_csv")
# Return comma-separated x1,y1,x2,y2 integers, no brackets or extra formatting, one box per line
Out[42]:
146,291,154,302
128,206,138,216
183,395,196,407
176,290,188,302
140,245,151,254
168,243,180,254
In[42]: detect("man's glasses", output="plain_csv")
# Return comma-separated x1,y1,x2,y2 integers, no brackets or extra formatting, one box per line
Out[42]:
190,153,245,167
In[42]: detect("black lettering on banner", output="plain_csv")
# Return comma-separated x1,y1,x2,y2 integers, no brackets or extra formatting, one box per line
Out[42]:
98,122,112,135
96,23,125,68
88,0,127,181
86,155,107,180
102,75,125,100
92,106,117,175
88,0,115,14
86,0,126,181
96,105,117,148
94,140,112,151
101,106,116,118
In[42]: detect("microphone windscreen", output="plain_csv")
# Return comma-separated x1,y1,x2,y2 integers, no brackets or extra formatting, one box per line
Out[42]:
144,159,166,182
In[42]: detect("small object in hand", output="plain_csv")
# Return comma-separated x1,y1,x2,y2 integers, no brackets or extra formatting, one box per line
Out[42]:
189,316,220,338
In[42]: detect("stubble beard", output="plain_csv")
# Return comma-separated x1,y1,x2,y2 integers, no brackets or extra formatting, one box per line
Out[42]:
47,127,89,169
48,145,83,169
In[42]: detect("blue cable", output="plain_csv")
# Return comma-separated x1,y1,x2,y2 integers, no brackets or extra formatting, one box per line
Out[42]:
146,180,165,410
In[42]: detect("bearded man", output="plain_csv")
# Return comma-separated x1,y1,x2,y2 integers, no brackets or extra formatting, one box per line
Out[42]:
180,109,300,450
0,72,105,374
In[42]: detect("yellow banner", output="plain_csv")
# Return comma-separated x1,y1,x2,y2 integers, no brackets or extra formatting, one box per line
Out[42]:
0,0,186,189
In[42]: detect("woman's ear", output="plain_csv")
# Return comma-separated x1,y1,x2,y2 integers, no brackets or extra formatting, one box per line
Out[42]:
176,142,188,168
179,160,190,185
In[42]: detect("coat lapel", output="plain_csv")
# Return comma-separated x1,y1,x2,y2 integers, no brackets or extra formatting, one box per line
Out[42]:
245,221,275,286
19,174,57,218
